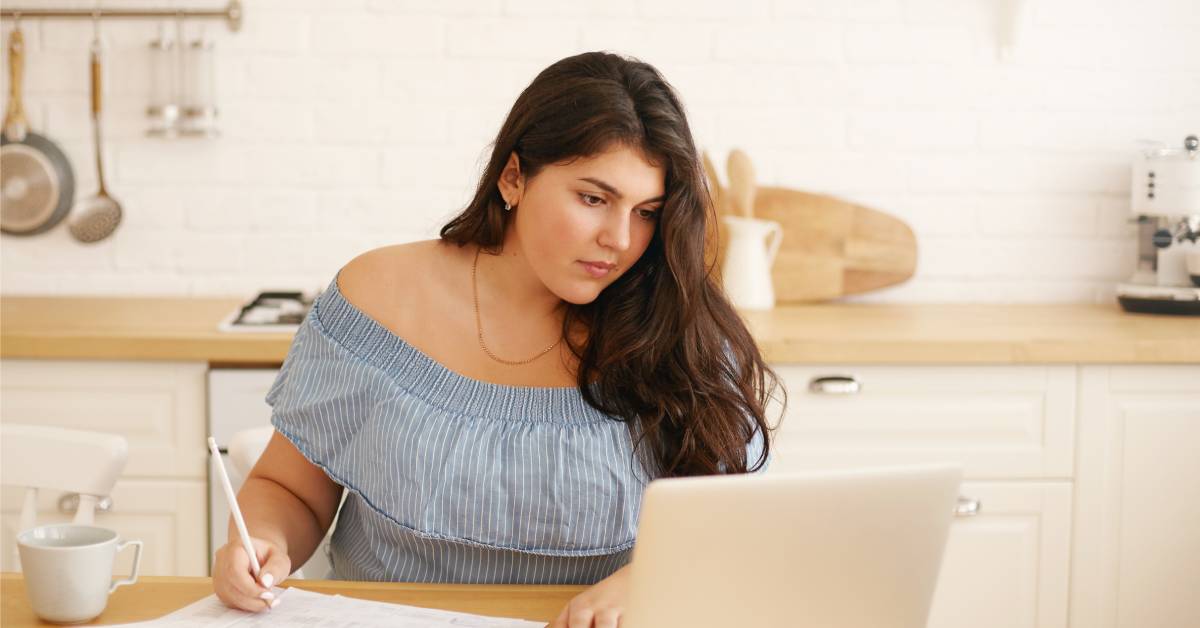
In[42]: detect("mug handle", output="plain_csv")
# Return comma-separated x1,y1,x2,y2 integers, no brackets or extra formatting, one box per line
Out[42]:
109,540,143,593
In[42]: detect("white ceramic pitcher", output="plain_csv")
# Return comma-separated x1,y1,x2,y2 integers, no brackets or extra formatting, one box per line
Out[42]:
721,215,783,310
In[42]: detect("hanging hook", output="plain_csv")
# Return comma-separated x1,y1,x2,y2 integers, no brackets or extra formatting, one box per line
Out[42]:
91,7,102,54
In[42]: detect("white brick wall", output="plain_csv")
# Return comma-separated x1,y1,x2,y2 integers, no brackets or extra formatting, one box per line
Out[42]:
1,0,1198,303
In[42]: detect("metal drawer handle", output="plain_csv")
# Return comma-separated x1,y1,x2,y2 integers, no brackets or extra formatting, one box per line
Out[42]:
808,375,861,395
58,493,113,515
955,496,981,517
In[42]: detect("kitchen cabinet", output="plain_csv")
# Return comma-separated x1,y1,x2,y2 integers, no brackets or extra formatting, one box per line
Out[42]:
0,359,209,577
1069,365,1200,628
0,335,1195,628
927,482,1071,628
766,362,1200,628
766,365,1076,478
766,364,1076,628
0,479,207,577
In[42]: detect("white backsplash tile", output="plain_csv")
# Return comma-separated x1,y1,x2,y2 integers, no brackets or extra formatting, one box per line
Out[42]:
1,1,1196,301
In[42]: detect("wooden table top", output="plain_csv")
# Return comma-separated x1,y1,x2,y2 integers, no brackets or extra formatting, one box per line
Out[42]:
0,573,581,626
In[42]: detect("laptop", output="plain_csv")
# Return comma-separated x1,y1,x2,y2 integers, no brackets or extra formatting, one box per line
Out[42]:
623,464,963,628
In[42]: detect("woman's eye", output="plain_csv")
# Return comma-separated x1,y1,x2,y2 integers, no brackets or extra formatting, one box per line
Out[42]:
579,193,605,207
579,192,657,220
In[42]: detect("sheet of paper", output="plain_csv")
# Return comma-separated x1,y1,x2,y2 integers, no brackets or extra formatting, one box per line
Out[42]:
104,586,546,628
102,591,247,627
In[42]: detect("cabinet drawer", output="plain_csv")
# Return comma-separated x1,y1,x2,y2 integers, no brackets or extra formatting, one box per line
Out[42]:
767,365,1076,479
1,480,208,577
928,482,1071,628
0,359,207,479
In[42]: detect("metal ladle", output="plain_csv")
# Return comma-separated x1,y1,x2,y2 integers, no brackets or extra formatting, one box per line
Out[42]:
69,12,121,243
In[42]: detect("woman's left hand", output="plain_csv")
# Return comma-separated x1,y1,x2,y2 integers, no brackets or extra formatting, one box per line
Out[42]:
547,564,632,628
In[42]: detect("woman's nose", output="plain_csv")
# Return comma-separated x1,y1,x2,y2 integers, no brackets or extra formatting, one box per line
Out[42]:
598,211,632,251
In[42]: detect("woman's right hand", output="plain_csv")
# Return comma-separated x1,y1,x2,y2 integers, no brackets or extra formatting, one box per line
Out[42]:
213,537,292,612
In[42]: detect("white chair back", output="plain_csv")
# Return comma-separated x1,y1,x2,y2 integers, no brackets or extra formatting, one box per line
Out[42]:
228,427,273,478
1,424,128,568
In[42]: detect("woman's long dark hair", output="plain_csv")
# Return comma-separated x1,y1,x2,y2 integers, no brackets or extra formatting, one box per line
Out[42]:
440,51,784,478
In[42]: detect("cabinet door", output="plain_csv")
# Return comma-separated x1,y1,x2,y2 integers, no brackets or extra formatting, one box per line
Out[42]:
0,359,210,576
927,482,1072,628
766,365,1076,479
1,480,208,576
1071,365,1200,628
0,359,208,479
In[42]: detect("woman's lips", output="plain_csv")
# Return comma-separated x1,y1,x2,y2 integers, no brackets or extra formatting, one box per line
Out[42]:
579,261,614,278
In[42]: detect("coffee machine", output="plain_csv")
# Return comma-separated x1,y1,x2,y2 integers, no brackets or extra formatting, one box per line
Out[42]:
1116,134,1200,315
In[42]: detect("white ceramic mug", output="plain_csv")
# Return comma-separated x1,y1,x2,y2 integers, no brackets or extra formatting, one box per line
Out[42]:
17,524,143,624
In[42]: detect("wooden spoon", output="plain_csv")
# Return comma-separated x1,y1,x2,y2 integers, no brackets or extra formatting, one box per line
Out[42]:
726,148,756,219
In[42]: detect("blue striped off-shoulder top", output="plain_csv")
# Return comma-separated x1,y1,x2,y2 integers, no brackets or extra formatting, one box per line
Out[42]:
266,272,768,585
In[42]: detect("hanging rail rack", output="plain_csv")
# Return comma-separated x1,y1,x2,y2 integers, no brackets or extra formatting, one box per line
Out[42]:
0,0,243,32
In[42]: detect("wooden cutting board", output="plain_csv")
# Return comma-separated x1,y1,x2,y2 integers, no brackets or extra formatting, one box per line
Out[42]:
754,186,917,302
704,186,917,303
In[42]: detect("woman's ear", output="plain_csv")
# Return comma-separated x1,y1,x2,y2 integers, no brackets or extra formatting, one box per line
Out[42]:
497,151,524,206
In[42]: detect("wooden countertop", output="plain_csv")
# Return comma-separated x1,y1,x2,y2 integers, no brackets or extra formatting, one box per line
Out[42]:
2,295,1198,364
739,302,1200,363
0,296,290,364
0,573,581,626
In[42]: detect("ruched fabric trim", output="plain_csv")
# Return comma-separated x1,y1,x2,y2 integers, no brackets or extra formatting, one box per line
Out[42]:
310,271,615,424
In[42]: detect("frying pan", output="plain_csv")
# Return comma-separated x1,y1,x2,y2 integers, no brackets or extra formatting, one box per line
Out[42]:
1,24,75,236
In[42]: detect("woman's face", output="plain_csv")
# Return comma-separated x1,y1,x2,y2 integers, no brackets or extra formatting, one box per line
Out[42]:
501,143,666,305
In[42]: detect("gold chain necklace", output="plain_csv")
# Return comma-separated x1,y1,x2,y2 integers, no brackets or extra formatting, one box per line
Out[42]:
472,248,562,366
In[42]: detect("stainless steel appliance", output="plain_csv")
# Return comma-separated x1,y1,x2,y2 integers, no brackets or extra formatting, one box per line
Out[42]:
1116,134,1200,315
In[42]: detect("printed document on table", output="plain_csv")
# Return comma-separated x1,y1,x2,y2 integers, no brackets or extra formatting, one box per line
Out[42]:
104,586,547,627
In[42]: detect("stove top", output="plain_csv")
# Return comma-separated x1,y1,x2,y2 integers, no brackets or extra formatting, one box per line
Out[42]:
217,290,318,333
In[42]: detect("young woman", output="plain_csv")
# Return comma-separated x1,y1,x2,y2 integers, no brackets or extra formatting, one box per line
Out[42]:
213,51,782,627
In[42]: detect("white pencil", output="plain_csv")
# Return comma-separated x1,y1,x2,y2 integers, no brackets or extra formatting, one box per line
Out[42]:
208,436,272,611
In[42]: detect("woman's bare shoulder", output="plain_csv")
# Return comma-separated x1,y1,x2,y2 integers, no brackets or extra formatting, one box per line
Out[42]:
336,239,467,325
337,240,433,316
